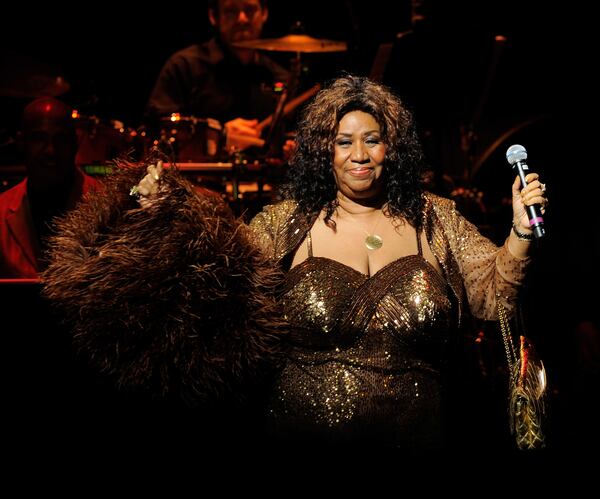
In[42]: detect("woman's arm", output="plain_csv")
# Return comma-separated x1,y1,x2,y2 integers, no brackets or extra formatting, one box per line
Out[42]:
432,173,546,320
442,200,530,320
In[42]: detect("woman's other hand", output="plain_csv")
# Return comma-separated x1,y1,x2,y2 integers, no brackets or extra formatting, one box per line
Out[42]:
134,160,163,208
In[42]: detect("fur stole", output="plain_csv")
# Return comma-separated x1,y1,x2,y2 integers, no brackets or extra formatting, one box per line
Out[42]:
41,164,287,404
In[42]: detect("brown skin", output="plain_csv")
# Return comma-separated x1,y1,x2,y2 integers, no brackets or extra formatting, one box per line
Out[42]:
332,111,386,204
508,172,547,258
21,98,78,198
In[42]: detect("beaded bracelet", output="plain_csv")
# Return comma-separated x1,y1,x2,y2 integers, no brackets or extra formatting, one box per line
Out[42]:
512,222,534,241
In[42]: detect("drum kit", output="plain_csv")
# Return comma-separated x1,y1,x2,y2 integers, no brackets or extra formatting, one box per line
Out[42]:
2,35,345,205
68,33,347,205
145,33,347,165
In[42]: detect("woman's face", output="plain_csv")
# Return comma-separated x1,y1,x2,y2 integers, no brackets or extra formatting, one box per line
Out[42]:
333,110,386,201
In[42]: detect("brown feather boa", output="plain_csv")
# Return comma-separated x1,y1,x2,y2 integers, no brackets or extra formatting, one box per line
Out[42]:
41,163,287,404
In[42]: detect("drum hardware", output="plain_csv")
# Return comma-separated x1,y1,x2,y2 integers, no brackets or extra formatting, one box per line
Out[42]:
153,114,224,162
73,112,136,166
257,84,320,132
224,84,319,154
232,28,345,153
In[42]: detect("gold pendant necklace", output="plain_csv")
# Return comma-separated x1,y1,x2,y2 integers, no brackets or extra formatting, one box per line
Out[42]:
365,233,383,250
364,209,385,250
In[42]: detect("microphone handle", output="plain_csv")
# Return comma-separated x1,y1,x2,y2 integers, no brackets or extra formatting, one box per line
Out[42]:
513,160,546,239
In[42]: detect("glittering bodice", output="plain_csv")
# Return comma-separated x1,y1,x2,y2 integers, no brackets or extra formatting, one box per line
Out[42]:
266,235,458,449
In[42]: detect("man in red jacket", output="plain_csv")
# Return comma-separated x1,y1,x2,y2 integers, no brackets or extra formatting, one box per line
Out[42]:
0,97,99,278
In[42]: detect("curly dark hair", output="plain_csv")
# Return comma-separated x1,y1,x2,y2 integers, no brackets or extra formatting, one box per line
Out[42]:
282,74,426,227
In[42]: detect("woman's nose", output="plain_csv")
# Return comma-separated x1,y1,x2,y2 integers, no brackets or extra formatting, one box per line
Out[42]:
351,143,368,162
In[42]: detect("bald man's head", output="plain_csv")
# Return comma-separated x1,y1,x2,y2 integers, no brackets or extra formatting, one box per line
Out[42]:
22,97,75,132
21,97,78,192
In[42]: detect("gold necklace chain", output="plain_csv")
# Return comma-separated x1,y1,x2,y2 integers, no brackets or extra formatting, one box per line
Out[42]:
334,204,386,250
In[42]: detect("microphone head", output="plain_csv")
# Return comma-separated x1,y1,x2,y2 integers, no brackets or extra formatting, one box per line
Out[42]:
506,144,527,165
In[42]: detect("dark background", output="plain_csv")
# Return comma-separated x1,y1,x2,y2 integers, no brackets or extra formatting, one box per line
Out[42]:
1,0,592,131
1,0,598,459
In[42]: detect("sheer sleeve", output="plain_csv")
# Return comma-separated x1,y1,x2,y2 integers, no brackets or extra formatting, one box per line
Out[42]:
248,200,300,261
431,195,531,320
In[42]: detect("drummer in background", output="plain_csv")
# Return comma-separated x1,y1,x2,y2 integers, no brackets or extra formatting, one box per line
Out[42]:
146,0,289,147
0,98,99,278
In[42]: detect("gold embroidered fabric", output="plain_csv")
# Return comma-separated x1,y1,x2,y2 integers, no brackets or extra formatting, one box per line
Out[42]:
269,253,454,448
248,193,530,448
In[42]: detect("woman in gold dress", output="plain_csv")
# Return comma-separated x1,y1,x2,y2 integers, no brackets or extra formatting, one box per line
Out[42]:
43,75,547,452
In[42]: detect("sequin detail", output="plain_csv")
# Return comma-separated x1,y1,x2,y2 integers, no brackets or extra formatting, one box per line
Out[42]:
249,194,531,322
267,254,456,447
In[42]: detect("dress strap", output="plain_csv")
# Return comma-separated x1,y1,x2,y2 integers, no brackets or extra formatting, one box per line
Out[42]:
307,230,313,257
416,227,423,256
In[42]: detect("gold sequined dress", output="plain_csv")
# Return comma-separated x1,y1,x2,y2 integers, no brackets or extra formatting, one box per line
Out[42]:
270,230,455,448
249,194,531,449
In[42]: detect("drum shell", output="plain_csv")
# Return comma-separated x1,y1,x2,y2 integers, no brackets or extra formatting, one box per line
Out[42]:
159,119,224,162
75,119,133,165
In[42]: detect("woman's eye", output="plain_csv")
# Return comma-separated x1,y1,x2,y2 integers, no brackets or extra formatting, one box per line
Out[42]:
336,140,351,147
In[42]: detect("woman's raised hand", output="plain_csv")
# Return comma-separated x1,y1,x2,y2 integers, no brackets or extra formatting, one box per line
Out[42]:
132,160,163,208
512,172,547,235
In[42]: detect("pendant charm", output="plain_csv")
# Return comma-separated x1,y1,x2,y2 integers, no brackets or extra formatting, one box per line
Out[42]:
365,234,383,250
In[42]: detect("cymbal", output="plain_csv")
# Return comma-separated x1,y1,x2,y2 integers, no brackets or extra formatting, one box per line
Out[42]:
232,34,347,53
0,50,70,98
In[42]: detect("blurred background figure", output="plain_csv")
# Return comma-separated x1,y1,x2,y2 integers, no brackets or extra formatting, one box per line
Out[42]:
146,0,289,144
0,97,98,277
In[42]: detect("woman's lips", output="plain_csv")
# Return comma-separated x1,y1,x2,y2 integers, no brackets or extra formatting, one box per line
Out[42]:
347,167,374,177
